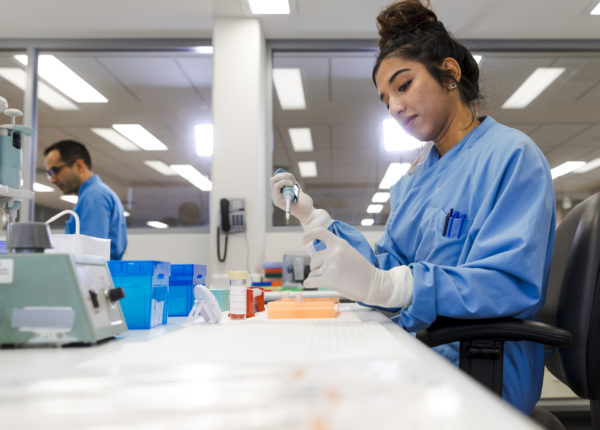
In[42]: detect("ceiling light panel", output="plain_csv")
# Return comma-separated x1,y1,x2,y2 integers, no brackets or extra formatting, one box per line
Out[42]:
147,220,169,229
361,218,375,226
0,67,78,110
575,158,600,173
60,195,78,204
170,164,212,191
298,161,317,178
367,204,383,214
288,128,314,152
195,124,214,156
372,192,390,203
248,0,290,14
33,182,54,192
273,68,306,110
15,54,108,103
144,161,178,176
91,128,140,151
112,124,168,151
378,163,411,189
551,161,585,180
502,67,565,109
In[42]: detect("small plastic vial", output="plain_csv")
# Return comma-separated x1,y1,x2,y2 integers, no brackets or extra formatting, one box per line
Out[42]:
228,270,248,319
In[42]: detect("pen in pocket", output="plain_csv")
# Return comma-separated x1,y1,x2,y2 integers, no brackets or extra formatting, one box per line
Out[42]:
442,208,454,236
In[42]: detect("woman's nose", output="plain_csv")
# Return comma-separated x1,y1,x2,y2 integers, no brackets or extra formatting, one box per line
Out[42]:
388,95,405,117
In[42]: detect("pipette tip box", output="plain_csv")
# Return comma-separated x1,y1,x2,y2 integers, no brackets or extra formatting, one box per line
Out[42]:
267,297,340,319
168,264,207,316
108,260,171,329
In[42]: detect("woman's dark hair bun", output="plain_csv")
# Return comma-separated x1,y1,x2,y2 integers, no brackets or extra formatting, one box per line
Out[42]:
377,0,438,51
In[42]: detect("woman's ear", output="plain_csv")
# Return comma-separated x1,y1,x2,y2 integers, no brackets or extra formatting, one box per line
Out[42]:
441,57,462,85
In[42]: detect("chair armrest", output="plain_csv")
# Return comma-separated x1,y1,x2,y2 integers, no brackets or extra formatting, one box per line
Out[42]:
416,317,572,348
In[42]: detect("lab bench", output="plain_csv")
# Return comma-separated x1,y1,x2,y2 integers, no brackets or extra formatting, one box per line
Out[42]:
0,304,541,429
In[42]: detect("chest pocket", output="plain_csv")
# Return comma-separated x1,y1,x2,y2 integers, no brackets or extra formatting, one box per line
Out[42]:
414,207,470,266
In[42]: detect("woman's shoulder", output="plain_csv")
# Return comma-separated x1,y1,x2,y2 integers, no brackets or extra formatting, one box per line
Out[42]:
474,116,542,161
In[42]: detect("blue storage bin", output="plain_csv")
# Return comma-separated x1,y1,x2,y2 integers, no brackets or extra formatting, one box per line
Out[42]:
168,264,207,316
108,260,171,329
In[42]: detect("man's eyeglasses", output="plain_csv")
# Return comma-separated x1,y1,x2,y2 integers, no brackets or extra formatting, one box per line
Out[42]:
45,163,72,179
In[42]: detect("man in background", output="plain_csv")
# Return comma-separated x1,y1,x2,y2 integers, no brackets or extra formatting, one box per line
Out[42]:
43,139,127,260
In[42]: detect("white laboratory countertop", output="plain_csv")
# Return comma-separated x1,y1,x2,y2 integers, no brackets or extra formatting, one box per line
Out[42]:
0,304,541,430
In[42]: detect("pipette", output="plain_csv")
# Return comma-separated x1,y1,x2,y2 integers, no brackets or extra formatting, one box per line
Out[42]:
273,168,299,224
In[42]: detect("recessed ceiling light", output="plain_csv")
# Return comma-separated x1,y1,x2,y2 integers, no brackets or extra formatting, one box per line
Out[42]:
551,161,586,180
383,118,424,152
144,160,178,176
147,220,169,229
502,67,565,109
112,124,168,151
14,55,108,103
33,182,54,192
123,211,131,217
367,204,383,214
378,163,411,189
575,158,600,173
195,124,213,156
60,195,78,204
289,128,313,152
91,128,140,151
273,68,306,110
298,161,317,178
361,218,375,226
372,192,390,203
170,164,212,191
591,2,600,14
473,55,482,64
0,67,78,110
193,46,214,54
248,0,290,14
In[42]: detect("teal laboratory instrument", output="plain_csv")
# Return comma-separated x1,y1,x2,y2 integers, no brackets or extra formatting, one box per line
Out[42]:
273,168,299,224
0,223,128,346
0,96,128,346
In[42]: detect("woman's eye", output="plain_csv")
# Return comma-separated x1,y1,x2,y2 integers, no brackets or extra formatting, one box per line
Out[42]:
399,80,411,92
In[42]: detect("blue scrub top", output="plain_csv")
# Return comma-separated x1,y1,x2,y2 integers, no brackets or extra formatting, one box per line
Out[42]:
328,116,556,414
65,174,128,260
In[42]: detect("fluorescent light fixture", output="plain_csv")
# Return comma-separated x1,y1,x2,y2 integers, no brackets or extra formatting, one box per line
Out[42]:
502,67,565,109
473,55,482,64
147,220,169,229
591,2,600,14
0,67,78,110
383,118,425,152
33,182,54,192
367,204,384,214
60,195,78,204
372,192,390,203
575,158,600,174
288,128,314,152
379,163,411,189
170,164,212,191
91,128,140,151
112,124,168,151
144,160,178,176
361,218,375,226
298,161,317,178
195,124,214,156
273,68,306,110
15,54,107,103
124,211,131,217
248,0,290,14
551,161,586,180
193,46,214,54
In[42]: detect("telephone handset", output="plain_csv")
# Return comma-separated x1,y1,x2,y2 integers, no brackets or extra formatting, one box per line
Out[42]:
217,198,245,262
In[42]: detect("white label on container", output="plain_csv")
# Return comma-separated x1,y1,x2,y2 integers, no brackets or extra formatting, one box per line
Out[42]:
0,259,14,283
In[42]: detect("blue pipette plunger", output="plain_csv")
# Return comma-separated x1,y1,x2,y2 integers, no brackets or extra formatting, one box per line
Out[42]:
273,168,298,224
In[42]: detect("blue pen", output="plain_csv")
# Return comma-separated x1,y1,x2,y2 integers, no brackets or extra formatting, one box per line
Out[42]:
447,210,460,237
451,211,461,238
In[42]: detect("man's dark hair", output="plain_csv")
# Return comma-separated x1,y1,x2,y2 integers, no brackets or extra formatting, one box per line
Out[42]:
44,139,92,170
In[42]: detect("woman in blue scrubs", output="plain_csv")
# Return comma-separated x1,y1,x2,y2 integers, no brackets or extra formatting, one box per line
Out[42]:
271,0,555,415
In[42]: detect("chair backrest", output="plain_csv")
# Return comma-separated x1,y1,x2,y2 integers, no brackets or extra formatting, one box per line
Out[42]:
538,192,600,400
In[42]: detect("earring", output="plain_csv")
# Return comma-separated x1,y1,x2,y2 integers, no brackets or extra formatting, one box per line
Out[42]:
449,82,457,90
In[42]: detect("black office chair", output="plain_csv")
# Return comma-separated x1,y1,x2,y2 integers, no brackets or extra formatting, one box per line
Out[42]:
416,192,600,429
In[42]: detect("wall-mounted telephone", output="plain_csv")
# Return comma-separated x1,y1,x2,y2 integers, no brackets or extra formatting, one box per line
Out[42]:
220,198,245,234
217,198,246,262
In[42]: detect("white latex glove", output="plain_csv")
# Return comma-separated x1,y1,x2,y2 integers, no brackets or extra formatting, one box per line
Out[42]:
303,228,414,308
271,171,333,230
